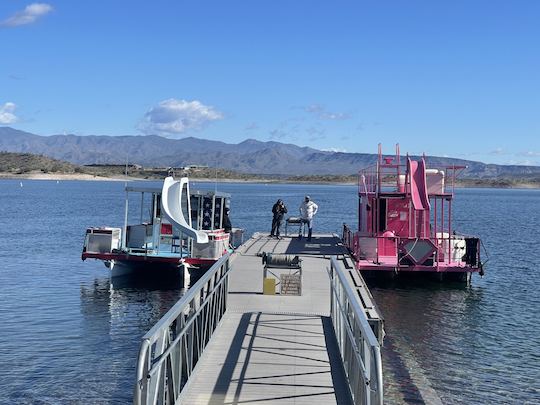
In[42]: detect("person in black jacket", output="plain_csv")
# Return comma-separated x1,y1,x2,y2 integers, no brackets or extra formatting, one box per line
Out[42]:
270,199,287,238
223,207,232,233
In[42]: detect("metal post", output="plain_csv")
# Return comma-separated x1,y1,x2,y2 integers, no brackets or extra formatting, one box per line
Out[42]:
448,198,452,261
434,197,438,238
441,197,445,258
434,197,438,269
377,143,381,194
140,192,144,223
123,189,129,249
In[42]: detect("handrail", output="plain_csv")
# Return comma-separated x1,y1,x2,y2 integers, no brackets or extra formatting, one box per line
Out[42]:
343,226,484,271
134,254,231,405
328,257,383,405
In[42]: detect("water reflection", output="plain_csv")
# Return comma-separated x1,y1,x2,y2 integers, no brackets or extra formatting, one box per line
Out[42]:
370,280,486,403
78,275,185,402
111,272,184,290
80,275,185,336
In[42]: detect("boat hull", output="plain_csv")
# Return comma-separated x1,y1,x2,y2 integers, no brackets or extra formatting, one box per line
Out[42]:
109,259,182,277
360,269,472,283
83,251,218,286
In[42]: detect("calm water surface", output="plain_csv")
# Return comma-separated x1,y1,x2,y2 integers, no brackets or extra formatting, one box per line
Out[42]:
0,180,538,404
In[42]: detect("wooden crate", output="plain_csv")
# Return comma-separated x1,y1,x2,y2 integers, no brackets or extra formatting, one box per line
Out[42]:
280,274,302,295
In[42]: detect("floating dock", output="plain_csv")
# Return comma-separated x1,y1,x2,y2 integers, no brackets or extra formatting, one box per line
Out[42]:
134,233,384,405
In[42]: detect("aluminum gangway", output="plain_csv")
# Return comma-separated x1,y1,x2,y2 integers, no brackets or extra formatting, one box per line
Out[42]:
134,233,384,405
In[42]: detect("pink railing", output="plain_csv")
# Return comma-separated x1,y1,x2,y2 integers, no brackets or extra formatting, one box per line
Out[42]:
342,225,482,271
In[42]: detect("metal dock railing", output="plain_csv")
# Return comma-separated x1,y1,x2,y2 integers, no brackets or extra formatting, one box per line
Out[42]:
134,255,230,405
134,233,384,405
328,257,383,404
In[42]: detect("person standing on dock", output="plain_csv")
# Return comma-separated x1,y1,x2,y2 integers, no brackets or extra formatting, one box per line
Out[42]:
270,199,287,238
299,195,318,242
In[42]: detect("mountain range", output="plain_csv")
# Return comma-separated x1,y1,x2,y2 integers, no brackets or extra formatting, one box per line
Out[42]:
1,126,539,179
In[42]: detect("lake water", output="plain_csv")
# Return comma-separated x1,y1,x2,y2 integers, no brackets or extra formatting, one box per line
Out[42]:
0,180,538,404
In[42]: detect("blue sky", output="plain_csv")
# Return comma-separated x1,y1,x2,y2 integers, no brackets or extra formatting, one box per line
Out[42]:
1,1,539,165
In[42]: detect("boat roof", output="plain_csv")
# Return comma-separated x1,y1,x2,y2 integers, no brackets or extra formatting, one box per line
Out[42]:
125,184,230,198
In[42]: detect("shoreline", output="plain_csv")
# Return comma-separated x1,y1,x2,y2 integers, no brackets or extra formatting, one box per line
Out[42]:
0,172,127,181
1,172,539,189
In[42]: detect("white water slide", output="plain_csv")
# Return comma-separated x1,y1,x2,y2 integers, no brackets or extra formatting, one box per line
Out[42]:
161,177,209,244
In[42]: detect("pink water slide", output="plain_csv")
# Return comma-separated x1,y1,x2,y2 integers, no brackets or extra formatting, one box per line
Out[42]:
407,158,430,211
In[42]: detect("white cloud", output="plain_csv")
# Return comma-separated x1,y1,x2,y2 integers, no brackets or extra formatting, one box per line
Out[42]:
0,102,19,124
139,99,223,136
520,151,540,157
322,147,347,153
304,104,350,120
506,159,539,166
489,148,506,155
1,3,53,27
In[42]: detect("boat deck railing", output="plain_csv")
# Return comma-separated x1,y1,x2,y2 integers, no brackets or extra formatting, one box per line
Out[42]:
343,223,482,271
357,144,466,196
133,254,230,405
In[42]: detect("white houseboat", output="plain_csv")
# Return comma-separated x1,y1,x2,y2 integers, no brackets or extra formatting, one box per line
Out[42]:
82,177,240,279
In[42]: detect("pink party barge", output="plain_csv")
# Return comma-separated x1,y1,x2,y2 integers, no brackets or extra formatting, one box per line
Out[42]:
343,144,485,282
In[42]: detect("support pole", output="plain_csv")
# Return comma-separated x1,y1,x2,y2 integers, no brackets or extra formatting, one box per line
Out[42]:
123,190,129,249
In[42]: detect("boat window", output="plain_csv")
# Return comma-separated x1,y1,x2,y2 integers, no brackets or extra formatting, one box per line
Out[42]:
181,191,190,223
155,195,162,219
378,198,387,232
190,196,200,229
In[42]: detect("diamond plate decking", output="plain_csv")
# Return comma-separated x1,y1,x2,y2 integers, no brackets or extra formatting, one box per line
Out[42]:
181,233,353,404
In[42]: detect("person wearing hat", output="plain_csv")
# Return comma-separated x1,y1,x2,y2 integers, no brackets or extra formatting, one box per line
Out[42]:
299,195,318,241
270,199,287,238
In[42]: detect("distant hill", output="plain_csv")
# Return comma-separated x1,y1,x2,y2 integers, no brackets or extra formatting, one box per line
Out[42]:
0,153,269,181
0,151,80,174
1,126,540,179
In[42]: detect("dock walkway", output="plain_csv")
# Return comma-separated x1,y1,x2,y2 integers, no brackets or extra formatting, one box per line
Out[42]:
134,233,384,405
182,233,352,404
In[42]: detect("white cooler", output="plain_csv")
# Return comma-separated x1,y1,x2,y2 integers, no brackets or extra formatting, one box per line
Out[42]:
192,230,230,259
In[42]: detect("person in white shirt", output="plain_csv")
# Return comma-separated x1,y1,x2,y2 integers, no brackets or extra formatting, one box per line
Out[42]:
299,195,318,241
